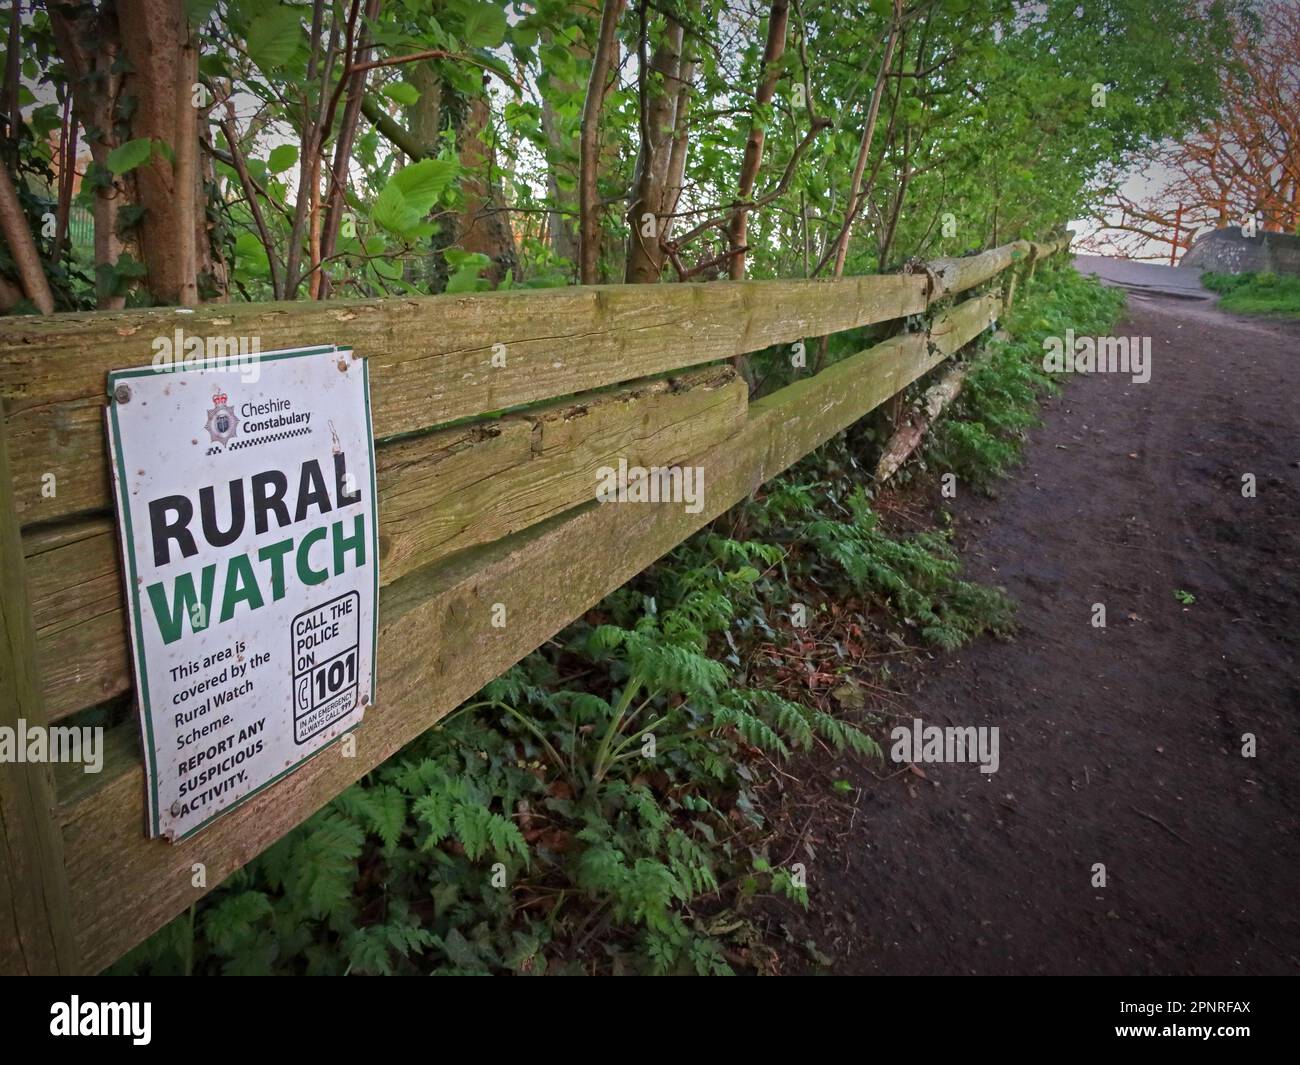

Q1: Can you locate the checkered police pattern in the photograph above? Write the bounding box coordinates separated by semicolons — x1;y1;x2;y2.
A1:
229;425;313;450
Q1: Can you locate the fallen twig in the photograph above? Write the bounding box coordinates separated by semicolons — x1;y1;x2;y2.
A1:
1131;805;1193;847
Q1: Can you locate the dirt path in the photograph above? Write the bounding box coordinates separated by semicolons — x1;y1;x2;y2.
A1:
777;286;1300;975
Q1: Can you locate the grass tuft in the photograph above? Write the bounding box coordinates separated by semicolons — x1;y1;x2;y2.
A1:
1201;271;1300;317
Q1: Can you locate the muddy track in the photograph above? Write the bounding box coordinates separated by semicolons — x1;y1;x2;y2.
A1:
773;291;1300;975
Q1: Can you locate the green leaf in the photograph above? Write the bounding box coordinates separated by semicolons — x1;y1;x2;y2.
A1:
203;891;272;955
371;185;419;237
247;7;305;70
30;103;60;139
453;0;508;48
233;231;270;278
372;159;458;237
510;23;540;48
392;158;458;206
381;81;421;105
367;785;408;849
106;138;153;176
446;254;491;293
185;0;220;25
267;144;298;174
438;927;487;971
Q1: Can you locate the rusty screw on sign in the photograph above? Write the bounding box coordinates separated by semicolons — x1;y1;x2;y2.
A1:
114;383;131;404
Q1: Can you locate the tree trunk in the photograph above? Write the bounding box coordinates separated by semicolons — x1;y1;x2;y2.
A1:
283;2;338;299
874;359;970;483
318;0;382;299
578;0;625;283
0;164;54;313
727;0;789;279
877;127;913;271
407;61;443;155
47;0;132;308
454;90;520;285
660;38;695;243
539;5;592;267
828;7;901;278
624;10;684;283
50;96;76;264
116;0;213;304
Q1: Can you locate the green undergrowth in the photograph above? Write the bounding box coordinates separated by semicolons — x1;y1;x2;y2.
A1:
926;262;1127;489
1201;271;1300;317
113;264;1114;977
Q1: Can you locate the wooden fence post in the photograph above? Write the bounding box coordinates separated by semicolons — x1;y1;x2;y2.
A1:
1002;258;1021;312
0;398;78;974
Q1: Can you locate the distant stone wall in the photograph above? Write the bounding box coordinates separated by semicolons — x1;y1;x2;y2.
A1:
1180;226;1300;277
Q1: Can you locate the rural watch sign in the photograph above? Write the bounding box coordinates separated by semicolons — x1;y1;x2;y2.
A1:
105;345;379;840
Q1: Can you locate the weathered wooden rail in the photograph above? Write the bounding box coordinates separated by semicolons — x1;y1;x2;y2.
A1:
0;235;1066;974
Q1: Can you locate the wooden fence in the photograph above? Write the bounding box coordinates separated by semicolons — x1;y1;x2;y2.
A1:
0;235;1067;974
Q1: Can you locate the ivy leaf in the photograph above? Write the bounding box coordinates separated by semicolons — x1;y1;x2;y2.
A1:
267;144;298;174
106;138;153;176
96;253;145;299
438;927;487;971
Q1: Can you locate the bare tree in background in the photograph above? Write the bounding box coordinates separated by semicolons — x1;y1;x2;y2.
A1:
1087;0;1300;260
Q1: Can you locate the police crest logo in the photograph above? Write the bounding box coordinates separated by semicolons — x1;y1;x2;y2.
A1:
205;391;239;446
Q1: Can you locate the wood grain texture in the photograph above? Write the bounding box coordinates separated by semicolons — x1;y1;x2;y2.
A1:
875;359;973;483
930;293;1002;357
57;325;955;973
27;298;994;725
0;399;77;974
2;273;926;525
25;367;747;722
924;240;1030;300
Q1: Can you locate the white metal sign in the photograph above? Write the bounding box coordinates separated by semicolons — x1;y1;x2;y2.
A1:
105;345;378;840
